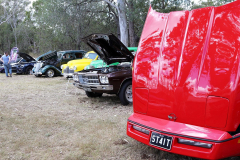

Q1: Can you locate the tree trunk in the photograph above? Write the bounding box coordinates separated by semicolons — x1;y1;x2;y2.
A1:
102;0;128;46
128;0;136;47
77;21;82;50
117;0;128;47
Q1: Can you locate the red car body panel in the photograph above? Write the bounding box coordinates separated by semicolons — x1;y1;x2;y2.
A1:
128;1;240;159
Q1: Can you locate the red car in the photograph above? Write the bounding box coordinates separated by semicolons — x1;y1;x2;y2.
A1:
127;1;240;159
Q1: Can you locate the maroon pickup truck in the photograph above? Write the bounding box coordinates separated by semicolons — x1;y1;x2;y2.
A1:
73;34;135;105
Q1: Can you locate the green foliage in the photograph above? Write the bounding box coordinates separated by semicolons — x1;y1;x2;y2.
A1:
126;0;150;39
0;0;237;54
151;0;191;13
191;0;235;9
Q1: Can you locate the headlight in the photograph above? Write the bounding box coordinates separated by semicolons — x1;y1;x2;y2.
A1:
84;66;89;70
73;66;77;70
178;138;212;149
99;75;109;84
60;65;63;69
89;65;95;69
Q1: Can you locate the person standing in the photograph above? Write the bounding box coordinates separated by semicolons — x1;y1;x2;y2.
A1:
0;52;12;77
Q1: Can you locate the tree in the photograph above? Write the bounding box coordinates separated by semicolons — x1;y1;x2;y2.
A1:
151;0;191;13
1;0;30;47
191;0;235;9
0;3;12;26
126;0;150;47
102;0;128;46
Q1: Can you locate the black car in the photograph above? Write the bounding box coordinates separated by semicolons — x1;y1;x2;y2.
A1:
0;53;36;74
16;53;36;74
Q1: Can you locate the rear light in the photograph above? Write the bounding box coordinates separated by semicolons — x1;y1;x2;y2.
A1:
133;125;150;135
178;138;212;149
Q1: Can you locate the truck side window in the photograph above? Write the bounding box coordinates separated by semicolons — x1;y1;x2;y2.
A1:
75;53;83;58
70;53;75;59
65;54;70;59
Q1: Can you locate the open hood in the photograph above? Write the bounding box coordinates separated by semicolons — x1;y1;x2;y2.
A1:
133;1;240;132
36;50;57;61
82;34;134;65
18;53;35;62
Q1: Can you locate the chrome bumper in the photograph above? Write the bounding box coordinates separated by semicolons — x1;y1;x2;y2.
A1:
34;72;42;75
73;82;113;91
63;73;73;77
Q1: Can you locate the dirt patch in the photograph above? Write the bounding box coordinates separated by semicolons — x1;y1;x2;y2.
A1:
0;74;235;160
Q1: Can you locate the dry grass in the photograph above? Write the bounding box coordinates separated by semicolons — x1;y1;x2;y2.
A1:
0;74;238;160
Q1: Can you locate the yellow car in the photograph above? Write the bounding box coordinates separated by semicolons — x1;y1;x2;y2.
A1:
61;51;98;77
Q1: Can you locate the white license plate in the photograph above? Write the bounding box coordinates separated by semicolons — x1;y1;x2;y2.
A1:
149;132;173;150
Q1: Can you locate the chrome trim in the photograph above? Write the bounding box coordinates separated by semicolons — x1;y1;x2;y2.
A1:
34;72;42;75
63;73;73;77
77;83;113;91
78;73;100;85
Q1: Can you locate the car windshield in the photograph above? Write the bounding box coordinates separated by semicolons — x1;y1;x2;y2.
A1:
57;51;64;60
16;58;23;63
21;59;27;62
83;53;97;60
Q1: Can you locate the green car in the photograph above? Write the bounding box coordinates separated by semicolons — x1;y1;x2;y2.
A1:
84;47;138;70
33;50;86;77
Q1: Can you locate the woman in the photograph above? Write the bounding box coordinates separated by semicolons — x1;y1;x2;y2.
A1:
0;52;12;77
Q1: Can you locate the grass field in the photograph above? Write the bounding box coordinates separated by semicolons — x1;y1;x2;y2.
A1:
0;74;238;160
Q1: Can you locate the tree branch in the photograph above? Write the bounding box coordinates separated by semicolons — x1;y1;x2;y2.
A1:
0;14;12;26
101;0;118;9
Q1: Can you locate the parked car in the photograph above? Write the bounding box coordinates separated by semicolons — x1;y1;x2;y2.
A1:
15;53;36;74
72;34;136;105
32;50;86;77
61;51;98;78
84;47;137;70
0;53;35;74
83;59;119;70
127;1;240;160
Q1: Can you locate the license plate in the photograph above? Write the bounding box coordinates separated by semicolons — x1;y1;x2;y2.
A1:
149;132;173;150
83;87;91;92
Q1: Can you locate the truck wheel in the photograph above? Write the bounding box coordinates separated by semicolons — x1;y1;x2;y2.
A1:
85;91;103;97
25;66;33;75
45;69;55;77
119;80;132;105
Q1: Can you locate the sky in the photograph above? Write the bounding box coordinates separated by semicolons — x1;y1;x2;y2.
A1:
193;0;209;4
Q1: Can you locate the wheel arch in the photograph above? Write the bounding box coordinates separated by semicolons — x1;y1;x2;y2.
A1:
24;65;34;74
117;78;132;94
42;65;61;75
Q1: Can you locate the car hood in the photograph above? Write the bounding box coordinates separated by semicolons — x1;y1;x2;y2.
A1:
82;34;134;65
18;53;35;62
133;1;240;131
36;50;57;61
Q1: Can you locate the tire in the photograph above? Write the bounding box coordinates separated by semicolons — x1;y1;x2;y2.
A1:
119;80;132;106
85;91;103;97
25;66;33;75
45;69;55;77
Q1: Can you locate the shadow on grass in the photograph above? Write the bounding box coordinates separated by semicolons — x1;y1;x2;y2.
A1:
77;93;132;109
